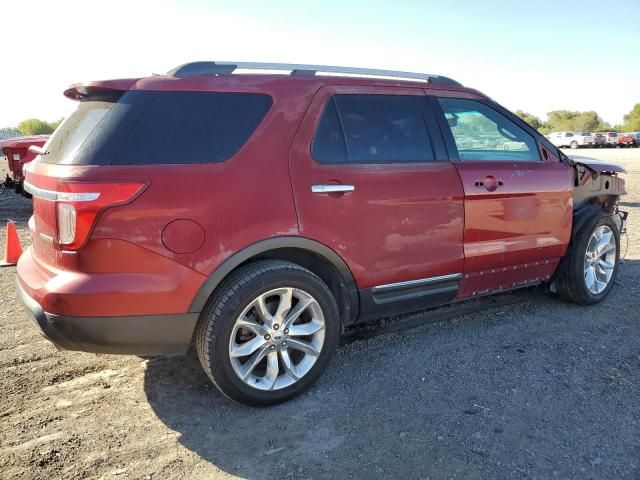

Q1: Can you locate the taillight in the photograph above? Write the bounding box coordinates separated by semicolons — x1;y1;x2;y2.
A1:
54;182;146;250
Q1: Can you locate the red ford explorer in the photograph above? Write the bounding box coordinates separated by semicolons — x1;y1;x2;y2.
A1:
17;62;627;406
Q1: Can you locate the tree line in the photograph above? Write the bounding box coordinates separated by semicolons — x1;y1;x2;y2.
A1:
3;103;640;138
515;103;640;135
0;118;63;136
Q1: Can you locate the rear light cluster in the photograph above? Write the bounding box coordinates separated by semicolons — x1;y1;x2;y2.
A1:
26;181;146;250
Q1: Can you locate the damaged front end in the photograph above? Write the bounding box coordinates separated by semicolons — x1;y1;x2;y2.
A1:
569;155;627;235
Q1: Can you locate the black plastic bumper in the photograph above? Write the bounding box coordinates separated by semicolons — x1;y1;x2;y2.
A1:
16;280;199;355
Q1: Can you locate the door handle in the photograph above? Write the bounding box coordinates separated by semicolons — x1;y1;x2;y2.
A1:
474;176;503;192
311;184;355;194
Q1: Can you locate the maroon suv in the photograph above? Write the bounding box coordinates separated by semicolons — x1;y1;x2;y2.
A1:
17;62;627;406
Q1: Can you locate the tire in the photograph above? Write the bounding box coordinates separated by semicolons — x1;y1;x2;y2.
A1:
195;260;340;406
555;212;620;305
570;141;578;149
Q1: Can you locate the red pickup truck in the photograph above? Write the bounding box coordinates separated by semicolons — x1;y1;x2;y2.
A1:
616;133;638;147
1;135;49;195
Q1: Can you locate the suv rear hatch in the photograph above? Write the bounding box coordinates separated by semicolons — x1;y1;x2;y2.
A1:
24;81;273;269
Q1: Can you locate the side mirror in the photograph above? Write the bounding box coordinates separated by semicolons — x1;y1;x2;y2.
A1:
445;113;458;128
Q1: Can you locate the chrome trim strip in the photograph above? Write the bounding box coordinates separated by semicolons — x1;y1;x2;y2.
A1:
372;273;462;293
23;181;100;202
311;184;355;194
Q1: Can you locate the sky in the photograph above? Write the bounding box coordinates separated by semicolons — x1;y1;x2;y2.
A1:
1;0;639;127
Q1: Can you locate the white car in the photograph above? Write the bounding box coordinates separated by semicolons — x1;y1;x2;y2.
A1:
547;131;595;149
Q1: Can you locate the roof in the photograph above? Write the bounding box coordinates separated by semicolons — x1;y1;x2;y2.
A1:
63;61;476;101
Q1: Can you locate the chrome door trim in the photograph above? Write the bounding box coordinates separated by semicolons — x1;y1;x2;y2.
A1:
372;273;462;293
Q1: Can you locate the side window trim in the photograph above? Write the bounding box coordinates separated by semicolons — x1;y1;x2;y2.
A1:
428;95;459;161
430;96;543;162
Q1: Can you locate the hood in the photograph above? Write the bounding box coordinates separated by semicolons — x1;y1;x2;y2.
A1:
568;155;626;174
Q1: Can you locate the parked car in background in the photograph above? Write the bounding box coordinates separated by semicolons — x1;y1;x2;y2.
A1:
593;133;606;148
17;61;628;406
0;135;49;196
602;131;618;147
548;131;594;149
616;133;638;147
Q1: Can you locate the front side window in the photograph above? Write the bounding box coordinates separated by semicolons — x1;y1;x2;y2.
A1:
312;94;434;164
438;98;540;161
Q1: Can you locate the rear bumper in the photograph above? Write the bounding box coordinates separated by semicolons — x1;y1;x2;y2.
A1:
17;278;199;355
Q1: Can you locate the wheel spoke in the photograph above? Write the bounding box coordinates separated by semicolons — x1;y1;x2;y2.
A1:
288;321;324;336
283;297;313;329
584;266;596;290
273;288;293;324
598;258;615;270
599;244;616;256
279;348;298;380
263;351;279;389
254;295;273;328
597;232;613;253
230;336;266;358
240;346;269;379
236;317;268;336
287;338;320;356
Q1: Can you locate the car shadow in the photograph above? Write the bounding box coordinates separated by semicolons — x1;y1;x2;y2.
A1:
143;259;640;479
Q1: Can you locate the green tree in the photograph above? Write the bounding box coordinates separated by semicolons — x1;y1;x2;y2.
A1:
17;118;58;135
621;103;640;131
515;110;544;130
546;110;604;132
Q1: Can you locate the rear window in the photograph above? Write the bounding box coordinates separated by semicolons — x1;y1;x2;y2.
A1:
40;97;118;164
40;91;271;165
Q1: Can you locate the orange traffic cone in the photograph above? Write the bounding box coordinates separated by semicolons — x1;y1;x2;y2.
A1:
1;221;23;267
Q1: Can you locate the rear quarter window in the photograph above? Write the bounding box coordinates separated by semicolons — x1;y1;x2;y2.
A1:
113;92;272;165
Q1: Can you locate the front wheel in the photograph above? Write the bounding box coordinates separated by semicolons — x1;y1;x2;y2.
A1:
195;260;340;406
570;141;579;149
555;213;620;305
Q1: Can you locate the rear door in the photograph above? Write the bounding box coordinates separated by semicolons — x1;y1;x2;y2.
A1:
290;85;465;320
430;93;573;298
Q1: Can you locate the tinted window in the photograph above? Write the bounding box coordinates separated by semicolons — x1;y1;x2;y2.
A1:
113;92;271;164
312;98;347;163
438;98;540;161
312;94;434;164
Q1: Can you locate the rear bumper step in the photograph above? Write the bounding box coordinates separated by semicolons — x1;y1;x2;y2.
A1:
16;279;199;355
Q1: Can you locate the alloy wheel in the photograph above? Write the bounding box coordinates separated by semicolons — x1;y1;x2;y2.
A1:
228;287;326;391
584;225;617;295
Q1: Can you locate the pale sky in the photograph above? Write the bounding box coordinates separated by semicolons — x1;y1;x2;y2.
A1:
1;0;639;127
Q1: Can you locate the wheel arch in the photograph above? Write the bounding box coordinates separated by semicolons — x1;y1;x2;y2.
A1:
189;236;360;327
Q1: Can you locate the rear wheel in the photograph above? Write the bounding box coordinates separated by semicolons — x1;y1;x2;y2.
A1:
555;213;620;305
195;260;340;406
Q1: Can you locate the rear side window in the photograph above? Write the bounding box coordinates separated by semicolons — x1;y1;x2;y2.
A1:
114;92;272;165
438;97;540;162
312;94;434;164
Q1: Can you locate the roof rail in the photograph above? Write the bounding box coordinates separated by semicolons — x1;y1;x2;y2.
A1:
167;61;462;87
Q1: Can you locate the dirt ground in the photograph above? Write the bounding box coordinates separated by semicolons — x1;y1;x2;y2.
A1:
0;149;638;480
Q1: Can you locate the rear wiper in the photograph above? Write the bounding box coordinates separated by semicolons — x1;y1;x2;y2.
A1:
28;145;49;156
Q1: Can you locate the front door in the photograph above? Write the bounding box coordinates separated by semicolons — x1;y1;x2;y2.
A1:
431;94;573;298
290;85;465;320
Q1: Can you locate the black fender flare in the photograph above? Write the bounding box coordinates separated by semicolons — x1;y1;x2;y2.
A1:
188;236;359;319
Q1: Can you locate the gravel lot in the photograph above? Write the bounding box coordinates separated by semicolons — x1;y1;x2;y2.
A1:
1;149;638;479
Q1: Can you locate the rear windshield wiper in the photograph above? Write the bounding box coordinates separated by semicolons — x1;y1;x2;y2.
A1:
28;145;49;156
